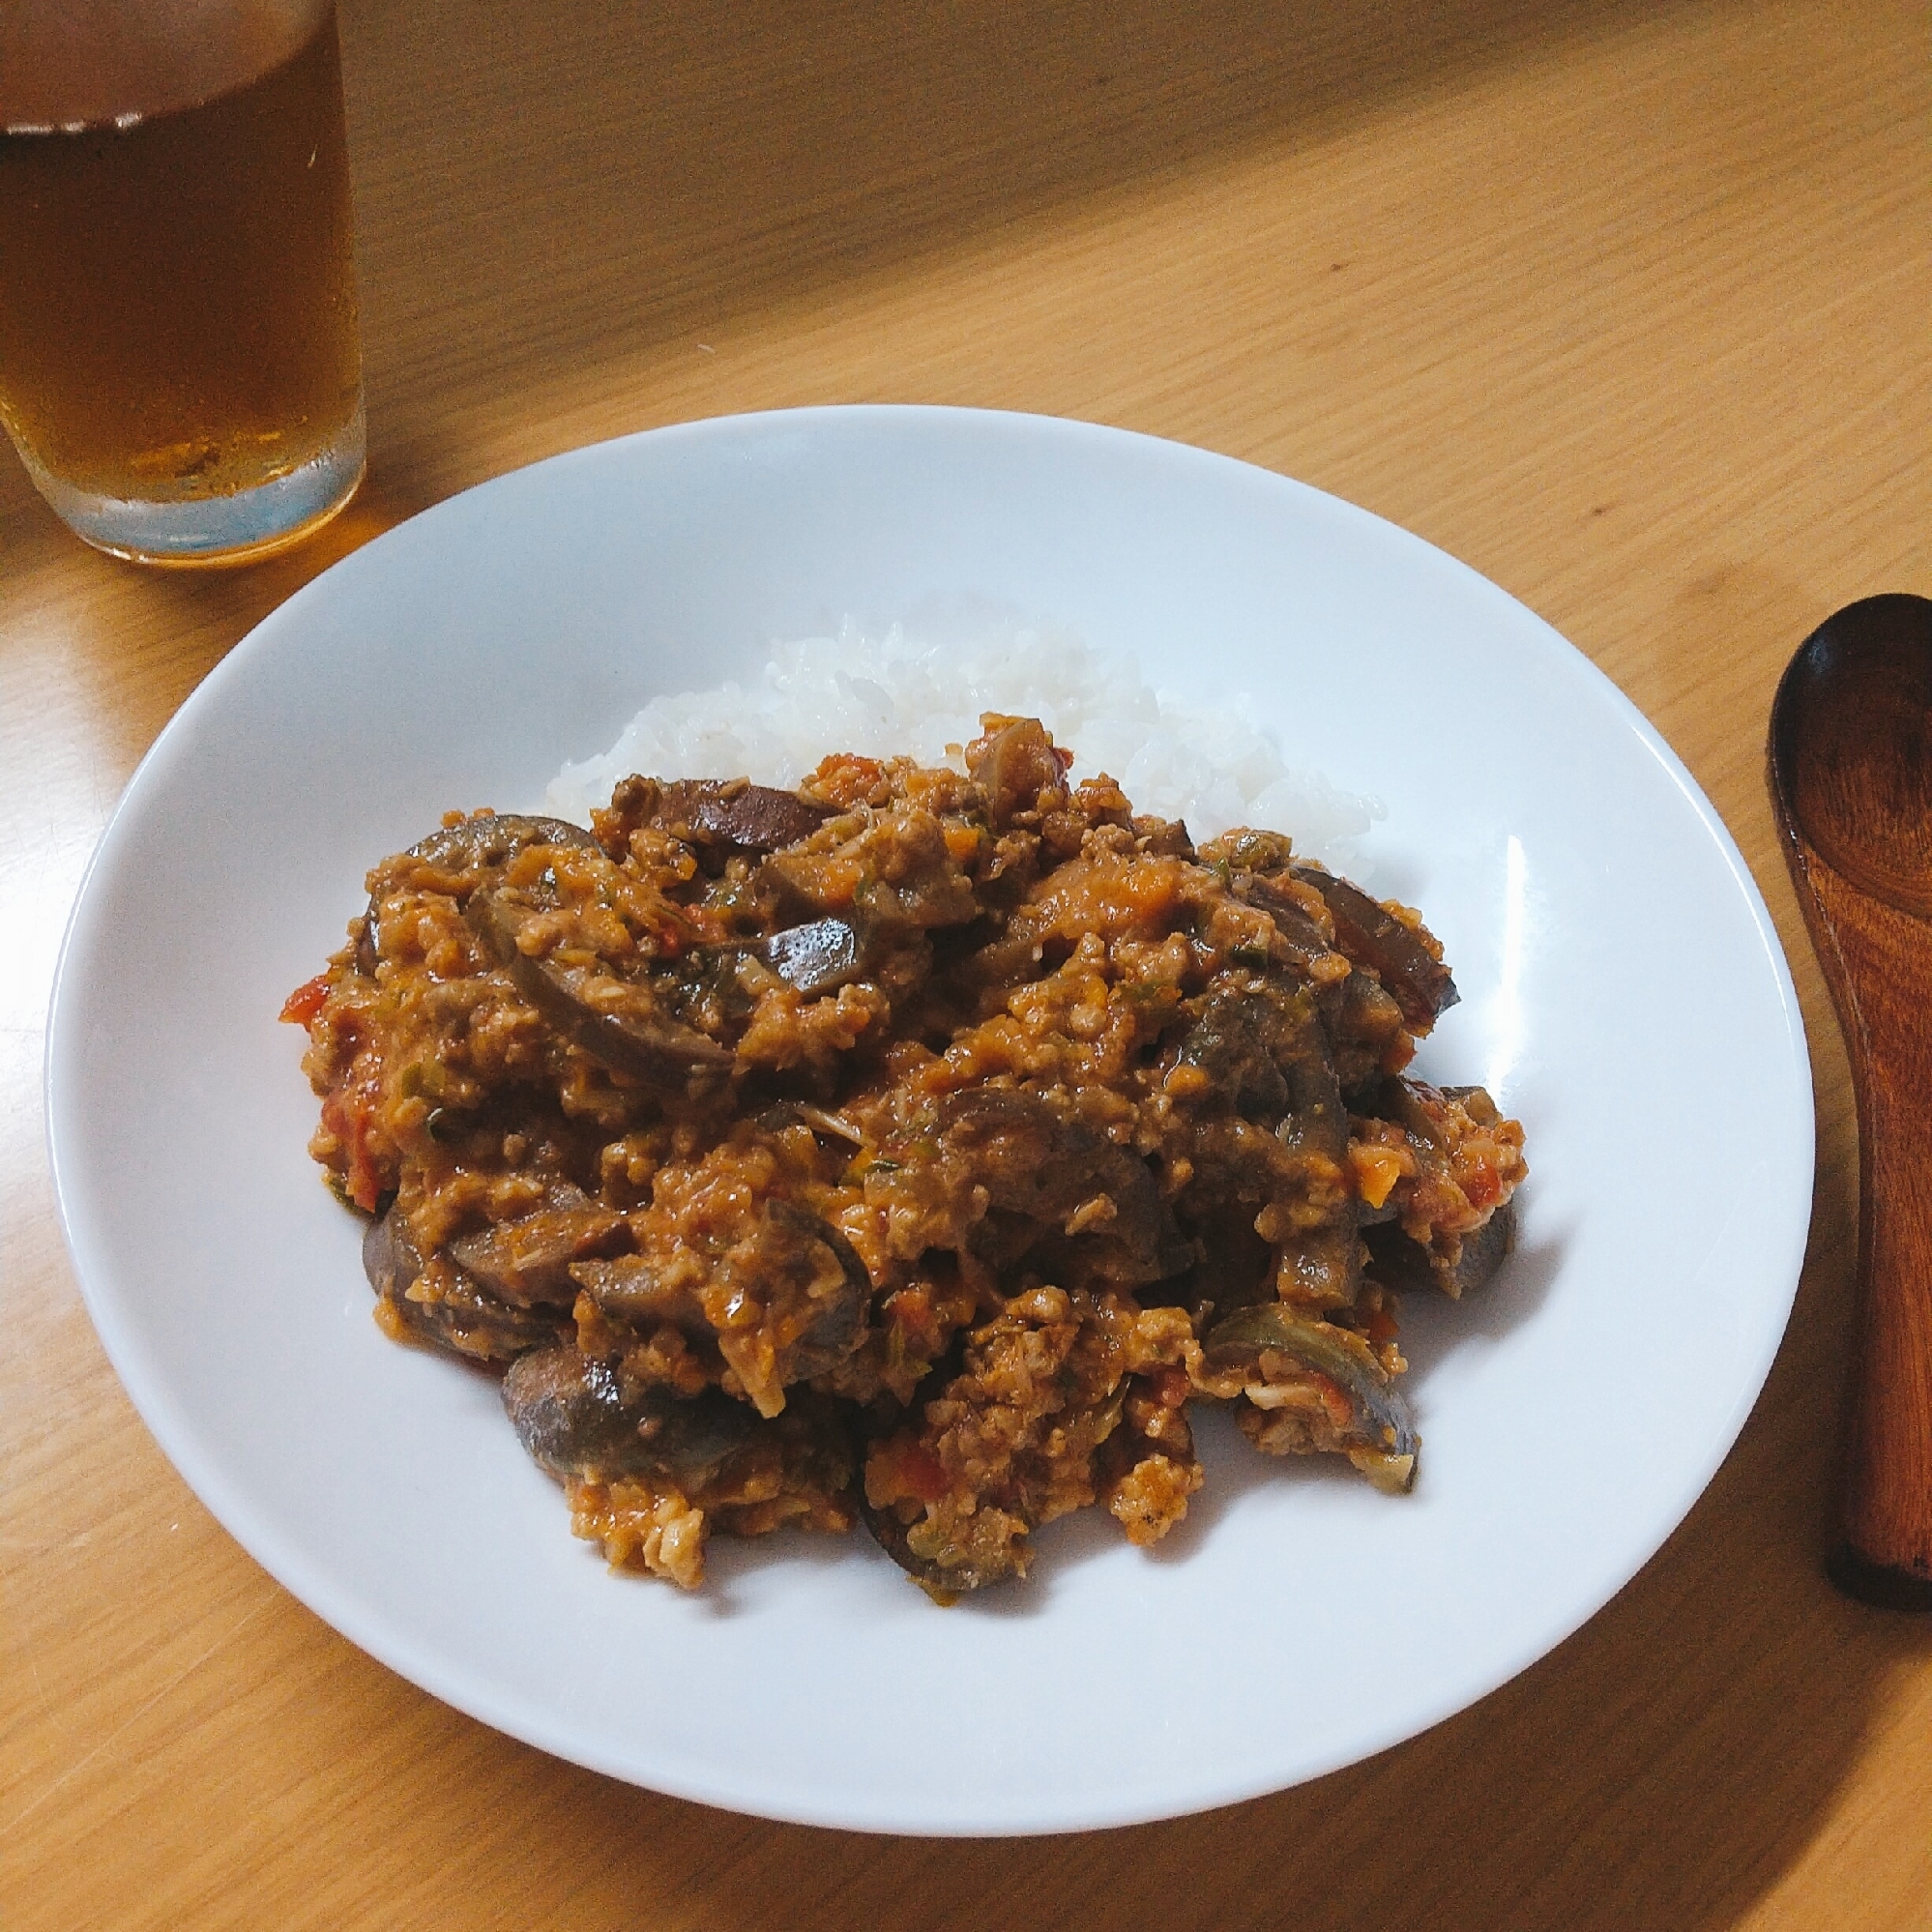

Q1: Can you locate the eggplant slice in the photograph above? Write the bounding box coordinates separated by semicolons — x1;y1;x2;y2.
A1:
703;913;872;997
569;1197;870;1391
502;1345;857;1521
360;809;736;1098
357;813;597;977
966;716;1068;829
503;1346;765;1482
364;1205;569;1361
1180;983;1360;1307
640;778;830;856
445;1184;631;1306
1204;1301;1419;1492
464;885;735;1096
1288;862;1458;1032
1365;1200;1517;1301
1230;870;1341;979
860;1492;1023;1598
932;1086;1186;1286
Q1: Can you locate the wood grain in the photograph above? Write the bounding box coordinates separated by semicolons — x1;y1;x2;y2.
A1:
1771;597;1932;1604
1800;868;1932;1601
5;0;1931;1925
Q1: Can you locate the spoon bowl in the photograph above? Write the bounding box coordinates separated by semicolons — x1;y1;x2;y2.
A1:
1772;600;1932;916
1769;592;1932;1610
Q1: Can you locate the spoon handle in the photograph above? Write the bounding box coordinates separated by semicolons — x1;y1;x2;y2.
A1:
1790;855;1932;1608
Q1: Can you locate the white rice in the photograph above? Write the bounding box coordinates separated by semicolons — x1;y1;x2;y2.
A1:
546;622;1380;864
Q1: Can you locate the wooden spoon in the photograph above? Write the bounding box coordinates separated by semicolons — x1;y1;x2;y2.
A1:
1769;592;1932;1609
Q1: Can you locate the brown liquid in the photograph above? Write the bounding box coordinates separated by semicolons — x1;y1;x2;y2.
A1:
0;8;360;500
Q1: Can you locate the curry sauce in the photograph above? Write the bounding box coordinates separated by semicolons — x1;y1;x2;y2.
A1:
286;717;1526;1595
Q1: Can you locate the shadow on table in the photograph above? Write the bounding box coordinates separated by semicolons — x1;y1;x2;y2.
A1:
336;0;1731;491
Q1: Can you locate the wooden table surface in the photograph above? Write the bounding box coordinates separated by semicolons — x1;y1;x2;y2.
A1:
4;0;1927;1923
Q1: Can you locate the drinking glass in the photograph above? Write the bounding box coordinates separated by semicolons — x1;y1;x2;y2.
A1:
0;0;364;566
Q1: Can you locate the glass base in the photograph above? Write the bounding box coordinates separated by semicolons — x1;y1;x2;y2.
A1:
16;402;366;569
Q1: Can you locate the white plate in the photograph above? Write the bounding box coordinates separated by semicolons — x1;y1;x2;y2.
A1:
47;406;1812;1835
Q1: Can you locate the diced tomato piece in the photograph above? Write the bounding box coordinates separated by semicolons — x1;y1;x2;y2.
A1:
1462;1157;1503;1211
942;821;983;864
808;752;888;809
279;973;333;1027
875;1437;950;1505
1151;1366;1191;1409
321;1081;386;1211
884;1284;938;1354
